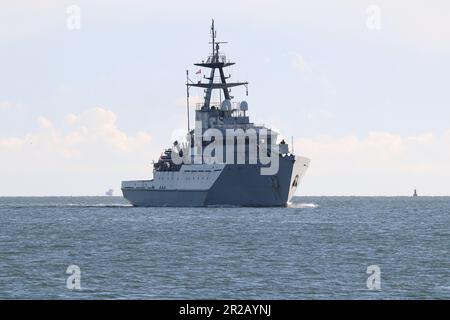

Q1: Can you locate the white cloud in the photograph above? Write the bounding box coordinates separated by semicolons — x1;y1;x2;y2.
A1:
0;100;24;111
289;52;308;73
37;116;54;130
292;53;306;72
55;107;152;154
287;52;337;100
0;137;24;149
64;113;78;124
0;107;155;195
3;107;153;157
295;130;450;196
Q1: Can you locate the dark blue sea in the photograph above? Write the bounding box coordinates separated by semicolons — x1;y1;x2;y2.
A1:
0;196;448;299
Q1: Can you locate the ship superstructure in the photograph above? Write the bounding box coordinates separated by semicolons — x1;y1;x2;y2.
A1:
121;21;310;207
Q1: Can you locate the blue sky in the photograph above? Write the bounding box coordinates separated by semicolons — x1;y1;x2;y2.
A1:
1;0;450;195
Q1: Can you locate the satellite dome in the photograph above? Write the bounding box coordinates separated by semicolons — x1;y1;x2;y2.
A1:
221;99;232;111
239;101;248;111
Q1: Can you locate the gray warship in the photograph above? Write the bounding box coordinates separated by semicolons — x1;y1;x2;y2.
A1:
121;21;310;207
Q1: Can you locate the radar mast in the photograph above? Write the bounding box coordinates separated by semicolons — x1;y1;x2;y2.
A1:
187;20;248;110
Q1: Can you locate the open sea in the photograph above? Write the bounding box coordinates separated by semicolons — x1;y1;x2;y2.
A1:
0;196;448;299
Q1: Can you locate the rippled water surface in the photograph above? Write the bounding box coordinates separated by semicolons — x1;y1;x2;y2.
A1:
0;196;448;299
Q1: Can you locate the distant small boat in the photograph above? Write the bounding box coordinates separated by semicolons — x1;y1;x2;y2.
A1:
105;189;114;196
413;189;418;197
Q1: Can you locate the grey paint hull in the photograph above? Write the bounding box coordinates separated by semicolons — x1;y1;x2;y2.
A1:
121;189;209;207
122;156;309;207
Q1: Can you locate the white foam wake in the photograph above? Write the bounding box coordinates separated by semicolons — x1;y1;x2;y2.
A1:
288;202;319;208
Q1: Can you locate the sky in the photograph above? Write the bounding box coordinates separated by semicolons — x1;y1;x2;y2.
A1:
1;0;450;196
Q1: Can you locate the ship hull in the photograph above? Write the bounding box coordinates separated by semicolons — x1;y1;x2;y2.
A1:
121;156;310;207
121;189;209;207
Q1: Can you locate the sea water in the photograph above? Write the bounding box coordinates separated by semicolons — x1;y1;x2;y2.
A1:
0;196;448;299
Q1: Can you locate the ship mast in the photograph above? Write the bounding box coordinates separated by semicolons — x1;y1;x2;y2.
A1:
186;69;190;132
187;20;248;110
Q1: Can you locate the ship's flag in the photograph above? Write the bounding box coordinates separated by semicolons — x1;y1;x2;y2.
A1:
195;69;201;74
